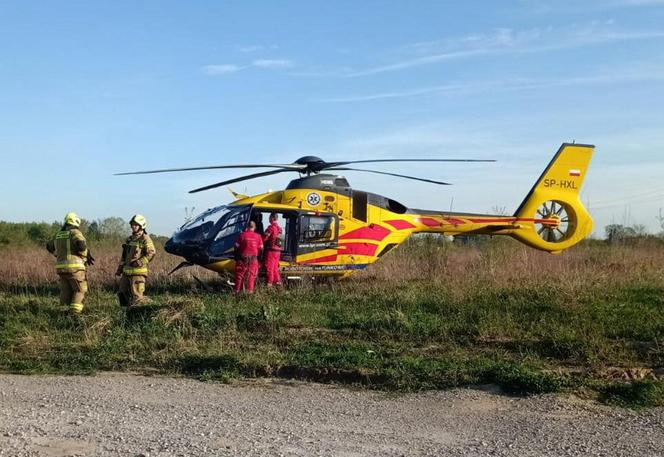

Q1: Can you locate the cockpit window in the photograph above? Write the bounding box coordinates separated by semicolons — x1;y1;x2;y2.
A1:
183;206;225;229
208;205;252;258
171;205;229;244
171;205;251;247
214;208;250;241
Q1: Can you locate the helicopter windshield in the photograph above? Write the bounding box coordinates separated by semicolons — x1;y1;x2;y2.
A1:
170;205;227;244
165;204;252;263
208;206;252;258
171;205;251;245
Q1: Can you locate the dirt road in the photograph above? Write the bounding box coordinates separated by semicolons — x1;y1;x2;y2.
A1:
0;373;662;456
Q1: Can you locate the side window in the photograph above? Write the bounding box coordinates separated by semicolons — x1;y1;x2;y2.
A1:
299;215;336;243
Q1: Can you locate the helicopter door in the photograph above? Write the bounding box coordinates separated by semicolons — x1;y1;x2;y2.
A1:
295;213;339;256
251;210;297;262
280;214;297;261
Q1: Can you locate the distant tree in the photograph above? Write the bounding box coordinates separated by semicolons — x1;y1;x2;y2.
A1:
657;208;664;234
87;221;101;241
605;224;635;243
78;218;92;234
0;221;56;246
100;217;129;238
604;223;654;243
26;223;54;244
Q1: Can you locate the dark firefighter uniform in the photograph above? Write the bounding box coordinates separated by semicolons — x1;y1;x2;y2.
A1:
234;221;263;294
46;212;89;314
116;214;156;306
262;214;283;286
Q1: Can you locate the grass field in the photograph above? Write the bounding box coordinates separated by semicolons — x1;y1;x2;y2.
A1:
1;236;663;407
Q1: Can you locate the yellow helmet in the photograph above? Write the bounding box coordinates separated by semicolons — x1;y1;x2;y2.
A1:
64;212;81;227
130;214;147;229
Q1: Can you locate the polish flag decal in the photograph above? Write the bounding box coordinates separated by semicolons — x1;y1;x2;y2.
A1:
569;169;581;177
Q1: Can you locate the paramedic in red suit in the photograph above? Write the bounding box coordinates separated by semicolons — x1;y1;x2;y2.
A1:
234;221;263;294
262;213;283;286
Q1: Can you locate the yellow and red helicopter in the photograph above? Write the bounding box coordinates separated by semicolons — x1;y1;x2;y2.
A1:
117;143;594;278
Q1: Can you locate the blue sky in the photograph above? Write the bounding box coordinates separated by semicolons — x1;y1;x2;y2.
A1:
1;0;664;236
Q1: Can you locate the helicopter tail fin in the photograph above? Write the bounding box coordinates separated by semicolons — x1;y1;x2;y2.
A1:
511;143;595;253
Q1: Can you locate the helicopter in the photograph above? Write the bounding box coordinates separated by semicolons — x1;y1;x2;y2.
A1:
117;143;594;279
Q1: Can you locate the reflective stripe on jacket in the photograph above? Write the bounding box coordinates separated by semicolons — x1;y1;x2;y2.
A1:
53;229;87;273
120;233;156;276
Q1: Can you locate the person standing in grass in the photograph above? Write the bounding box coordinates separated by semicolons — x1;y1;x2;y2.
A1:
262;212;283;287
234;220;263;294
46;212;92;314
116;214;156;306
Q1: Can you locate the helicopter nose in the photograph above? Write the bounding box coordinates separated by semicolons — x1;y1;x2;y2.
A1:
164;236;212;265
164;237;179;255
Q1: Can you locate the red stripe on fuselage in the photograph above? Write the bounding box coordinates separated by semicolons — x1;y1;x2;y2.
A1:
466;217;557;225
417;217;442;227
412;216;559;226
384;219;416;230
301;254;338;264
339;242;378;256
467;217;517;223
340;224;391;241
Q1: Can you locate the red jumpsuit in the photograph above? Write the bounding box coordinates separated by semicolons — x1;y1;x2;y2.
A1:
262;221;283;286
234;230;263;293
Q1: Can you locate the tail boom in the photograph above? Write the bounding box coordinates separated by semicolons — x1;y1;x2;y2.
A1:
407;143;595;253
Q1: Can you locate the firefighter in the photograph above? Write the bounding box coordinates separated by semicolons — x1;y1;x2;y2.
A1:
46;212;91;314
116;214;156;306
234;220;263;294
262;212;283;287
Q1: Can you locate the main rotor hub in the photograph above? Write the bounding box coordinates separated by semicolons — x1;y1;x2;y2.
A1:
294;156;328;174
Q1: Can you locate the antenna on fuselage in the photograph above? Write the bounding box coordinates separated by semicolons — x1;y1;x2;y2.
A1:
184;206;196;223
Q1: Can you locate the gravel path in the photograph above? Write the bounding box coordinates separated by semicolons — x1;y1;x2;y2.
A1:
0;373;662;456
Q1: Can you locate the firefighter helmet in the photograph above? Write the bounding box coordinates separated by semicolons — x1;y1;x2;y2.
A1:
64;212;81;228
130;214;148;229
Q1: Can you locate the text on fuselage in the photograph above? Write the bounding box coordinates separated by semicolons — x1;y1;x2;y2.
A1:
543;179;577;189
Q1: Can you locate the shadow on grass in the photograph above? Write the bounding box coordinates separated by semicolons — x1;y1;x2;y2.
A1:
174;353;385;385
482;338;590;363
0;278;233;297
599;379;664;408
124;304;163;321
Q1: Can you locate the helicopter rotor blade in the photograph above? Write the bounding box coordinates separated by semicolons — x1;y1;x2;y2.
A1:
115;163;306;176
188;169;295;194
325;158;495;169
328;167;451;185
116;157;493;176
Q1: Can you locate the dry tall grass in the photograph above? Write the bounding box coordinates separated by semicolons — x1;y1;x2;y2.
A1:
364;237;664;301
0;241;218;292
1;237;663;299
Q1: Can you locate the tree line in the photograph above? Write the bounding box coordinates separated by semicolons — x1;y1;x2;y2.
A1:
1;217;661;248
0;217;160;247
